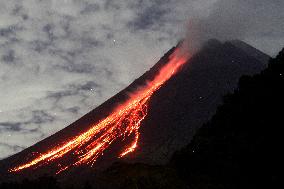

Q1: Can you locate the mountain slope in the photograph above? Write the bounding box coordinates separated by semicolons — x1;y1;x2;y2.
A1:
229;40;270;64
134;39;268;164
0;40;269;184
170;47;283;189
92;47;283;189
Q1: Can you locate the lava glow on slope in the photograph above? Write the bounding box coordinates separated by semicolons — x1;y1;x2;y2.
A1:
9;47;188;174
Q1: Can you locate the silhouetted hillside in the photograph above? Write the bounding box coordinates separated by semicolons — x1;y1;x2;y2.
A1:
0;176;61;189
170;48;283;189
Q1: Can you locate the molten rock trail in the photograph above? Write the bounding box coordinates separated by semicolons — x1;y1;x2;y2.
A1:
9;48;188;174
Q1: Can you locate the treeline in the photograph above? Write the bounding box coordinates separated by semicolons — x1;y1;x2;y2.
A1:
0;176;92;189
0;176;61;189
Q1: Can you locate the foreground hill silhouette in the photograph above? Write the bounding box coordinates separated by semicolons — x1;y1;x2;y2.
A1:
0;40;270;187
170;48;283;189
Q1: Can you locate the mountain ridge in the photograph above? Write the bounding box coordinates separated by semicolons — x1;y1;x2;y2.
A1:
0;39;269;184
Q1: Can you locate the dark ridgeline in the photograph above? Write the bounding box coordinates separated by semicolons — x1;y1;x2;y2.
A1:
0;177;61;189
0;40;274;189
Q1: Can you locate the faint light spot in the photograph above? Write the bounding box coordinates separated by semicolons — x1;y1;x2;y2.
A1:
113;39;116;43
192;150;195;153
280;73;282;76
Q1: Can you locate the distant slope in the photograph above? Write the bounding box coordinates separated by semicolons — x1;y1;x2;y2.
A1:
0;40;269;184
134;39;268;165
230;39;270;64
91;47;283;189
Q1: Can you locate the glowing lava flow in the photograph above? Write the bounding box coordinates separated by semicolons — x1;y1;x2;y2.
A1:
9;48;188;174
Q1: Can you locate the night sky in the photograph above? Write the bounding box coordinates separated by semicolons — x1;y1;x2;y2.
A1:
0;0;283;159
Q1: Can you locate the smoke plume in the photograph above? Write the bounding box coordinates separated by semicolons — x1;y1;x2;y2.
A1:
183;0;284;55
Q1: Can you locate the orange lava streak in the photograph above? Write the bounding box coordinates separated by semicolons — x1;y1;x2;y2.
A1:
9;47;188;173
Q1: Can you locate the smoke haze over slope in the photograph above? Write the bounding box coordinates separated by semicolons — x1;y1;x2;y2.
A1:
185;0;284;54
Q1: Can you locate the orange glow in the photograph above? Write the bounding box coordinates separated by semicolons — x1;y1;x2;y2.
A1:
9;47;188;174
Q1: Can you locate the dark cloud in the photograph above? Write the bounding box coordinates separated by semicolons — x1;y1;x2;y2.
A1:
0;122;21;132
127;0;172;31
65;106;80;114
81;37;104;49
0;27;15;37
22;14;28;20
31;110;55;124
56;63;96;74
31;40;51;53
77;81;100;91
0;110;54;133
128;6;167;30
2;50;15;63
80;3;100;14
42;24;55;40
47;90;75;102
0;25;23;38
46;81;100;105
11;4;22;15
104;0;121;10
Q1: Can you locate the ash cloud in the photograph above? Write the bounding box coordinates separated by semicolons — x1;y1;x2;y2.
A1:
184;0;284;55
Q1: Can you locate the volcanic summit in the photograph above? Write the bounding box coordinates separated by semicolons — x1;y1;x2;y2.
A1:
0;39;269;183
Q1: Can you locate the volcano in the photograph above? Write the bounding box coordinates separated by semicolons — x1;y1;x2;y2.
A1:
0;39;269;184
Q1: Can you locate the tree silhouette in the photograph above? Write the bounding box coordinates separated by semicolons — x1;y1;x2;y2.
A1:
0;176;61;189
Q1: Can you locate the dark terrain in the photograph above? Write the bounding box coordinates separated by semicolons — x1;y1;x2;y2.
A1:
0;40;278;189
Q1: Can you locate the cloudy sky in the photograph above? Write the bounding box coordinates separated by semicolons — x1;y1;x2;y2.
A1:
0;0;283;159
